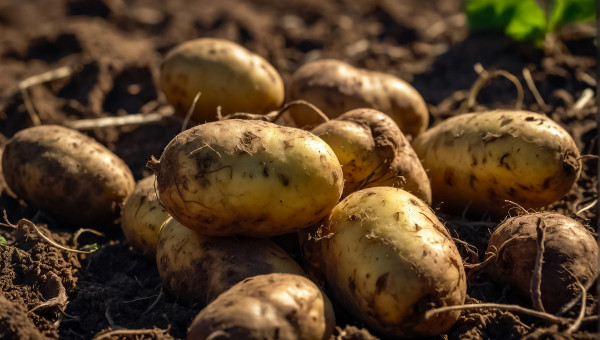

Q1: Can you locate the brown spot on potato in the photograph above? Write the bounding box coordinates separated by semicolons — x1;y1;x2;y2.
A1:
469;174;477;189
263;167;269;177
499;153;511;170
409;198;419;206
239;131;259;154
376;273;389;293
348;276;356;292
443;168;454;187
277;173;290;186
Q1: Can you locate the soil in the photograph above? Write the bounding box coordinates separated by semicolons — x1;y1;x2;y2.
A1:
0;0;597;339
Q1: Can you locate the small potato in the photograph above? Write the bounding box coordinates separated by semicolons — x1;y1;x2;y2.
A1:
120;175;169;260
187;273;335;340
485;212;598;313
320;187;466;338
312;108;431;203
148;119;343;237
160;38;284;123
412;110;581;217
157;218;306;304
2;125;134;226
287;59;428;137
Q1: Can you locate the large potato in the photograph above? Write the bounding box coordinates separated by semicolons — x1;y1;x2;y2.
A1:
412;110;581;217
157;218;305;304
148;119;343;237
187;273;335;340
2;125;134;226
311;108;431;203
320;187;466;338
120;175;170;260
160;38;284;122
287;59;428;137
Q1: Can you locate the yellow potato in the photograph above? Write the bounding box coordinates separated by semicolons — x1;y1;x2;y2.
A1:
412;110;581;217
160;38;284;122
287;59;428;137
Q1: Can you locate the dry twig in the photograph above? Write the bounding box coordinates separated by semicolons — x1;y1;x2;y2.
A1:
530;217;546;312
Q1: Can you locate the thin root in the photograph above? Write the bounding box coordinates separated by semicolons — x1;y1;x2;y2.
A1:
182;92;201;131
28;271;68;314
424;302;565;324
91;326;170;340
522;68;548;110
565;282;586;334
73;228;104;249
463;63;524;112
530;217;546;312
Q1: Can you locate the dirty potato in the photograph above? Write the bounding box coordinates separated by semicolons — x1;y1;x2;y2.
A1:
312;108;431;203
287;59;428;137
2;125;134;226
412;110;581;217
321;187;466;337
160;38;284;122
148;119;343;237
187;273;335;340
120;175;169;260
485;212;598;313
156;217;306;304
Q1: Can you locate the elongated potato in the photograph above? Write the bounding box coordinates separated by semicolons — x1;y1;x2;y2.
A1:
2;125;134;226
120;175;169;260
287;59;428;137
157;218;305;304
187;273;335;340
412;110;581;217
148;119;343;237
320;187;466;337
160;38;284;122
312;108;431;203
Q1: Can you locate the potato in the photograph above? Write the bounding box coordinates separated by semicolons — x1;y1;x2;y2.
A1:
2;125;134;226
187;273;335;340
412;110;581;217
485;212;598;313
160;38;284;123
147;119;343;237
287;59;428;137
156;217;306;304
311;108;431;203
120;175;169;260
320;187;466;337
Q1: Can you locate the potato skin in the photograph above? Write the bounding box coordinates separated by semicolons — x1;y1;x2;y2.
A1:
2;125;134;226
321;187;466;337
485;212;598;313
287;59;428;137
120;175;169;260
412;110;581;217
157;218;305;304
149;119;343;237
187;273;335;340
160;38;284;122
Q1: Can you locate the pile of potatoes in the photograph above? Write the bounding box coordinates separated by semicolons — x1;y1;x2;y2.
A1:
1;37;595;339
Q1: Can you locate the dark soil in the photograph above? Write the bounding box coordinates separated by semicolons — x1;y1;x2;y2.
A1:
0;0;597;339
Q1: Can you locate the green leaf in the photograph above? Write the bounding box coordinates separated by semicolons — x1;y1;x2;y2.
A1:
80;243;98;252
549;0;596;31
0;236;6;245
505;1;547;41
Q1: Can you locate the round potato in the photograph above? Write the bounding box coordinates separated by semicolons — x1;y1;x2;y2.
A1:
287;59;428;137
157;218;306;304
321;187;466;337
412;110;581;217
160;38;284;123
2;125;134;226
120;175;170;260
187;273;335;340
148;119;343;237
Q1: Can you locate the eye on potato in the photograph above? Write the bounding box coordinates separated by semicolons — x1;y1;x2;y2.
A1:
287;59;428;137
156;218;305;304
2;125;135;226
412;110;581;217
160;38;284;123
148;119;343;237
120;175;169;260
485;212;598;314
311;108;431;203
320;187;466;337
187;273;335;340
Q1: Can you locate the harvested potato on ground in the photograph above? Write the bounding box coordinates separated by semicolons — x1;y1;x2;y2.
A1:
187;273;335;340
312;108;431;203
412;110;581;217
120;175;169;260
287;59;428;137
160;38;284;123
320;187;466;337
485;212;598;314
157;217;306;304
2;125;134;226
147;119;343;237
